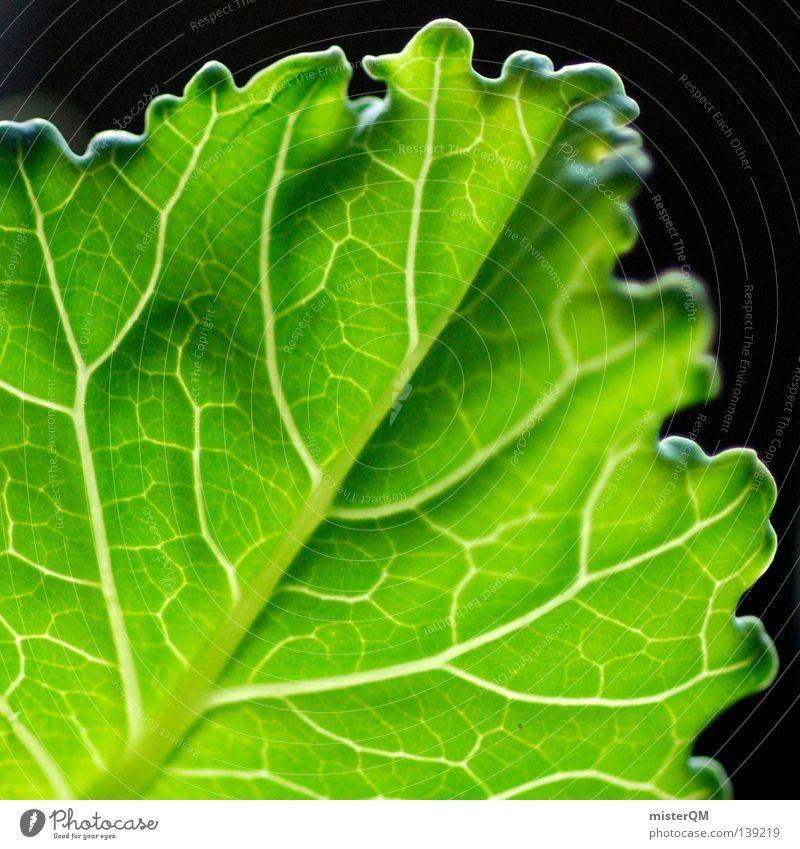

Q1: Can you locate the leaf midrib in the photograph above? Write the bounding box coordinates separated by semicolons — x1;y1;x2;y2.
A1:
89;84;600;799
3;73;593;798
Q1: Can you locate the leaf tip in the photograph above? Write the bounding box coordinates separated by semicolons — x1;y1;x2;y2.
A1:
554;63;638;128
408;18;474;58
364;18;474;81
736;614;779;687
184;60;236;100
501;49;555;78
686;756;732;799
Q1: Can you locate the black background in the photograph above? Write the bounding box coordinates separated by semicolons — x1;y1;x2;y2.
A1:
1;0;797;800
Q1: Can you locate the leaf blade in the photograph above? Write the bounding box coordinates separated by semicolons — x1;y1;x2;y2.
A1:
0;20;776;800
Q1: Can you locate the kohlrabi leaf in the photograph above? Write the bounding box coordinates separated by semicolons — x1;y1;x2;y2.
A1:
0;20;775;800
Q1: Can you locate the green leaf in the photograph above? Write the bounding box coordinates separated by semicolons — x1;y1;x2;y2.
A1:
0;20;775;800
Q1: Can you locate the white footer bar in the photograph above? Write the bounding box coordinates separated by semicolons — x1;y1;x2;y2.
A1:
1;800;795;848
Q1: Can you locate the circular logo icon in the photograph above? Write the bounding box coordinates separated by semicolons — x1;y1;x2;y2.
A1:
19;809;46;837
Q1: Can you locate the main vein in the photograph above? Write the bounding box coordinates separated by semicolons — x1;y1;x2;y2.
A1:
6;65;611;798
